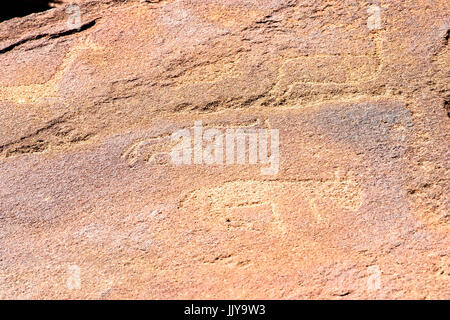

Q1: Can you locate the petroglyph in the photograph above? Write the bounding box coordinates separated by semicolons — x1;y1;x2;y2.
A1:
121;117;268;166
0;35;105;104
121;134;175;166
180;177;364;235
270;35;384;105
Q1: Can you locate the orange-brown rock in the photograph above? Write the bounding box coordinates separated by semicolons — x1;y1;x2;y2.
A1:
0;0;448;299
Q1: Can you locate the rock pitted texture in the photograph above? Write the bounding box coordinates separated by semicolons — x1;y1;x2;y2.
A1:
0;0;448;299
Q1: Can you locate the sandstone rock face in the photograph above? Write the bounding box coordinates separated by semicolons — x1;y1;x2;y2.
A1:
0;0;448;299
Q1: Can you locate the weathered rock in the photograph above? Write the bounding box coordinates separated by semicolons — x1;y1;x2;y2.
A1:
0;0;448;299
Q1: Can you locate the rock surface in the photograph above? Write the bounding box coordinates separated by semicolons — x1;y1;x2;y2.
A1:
0;0;448;299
